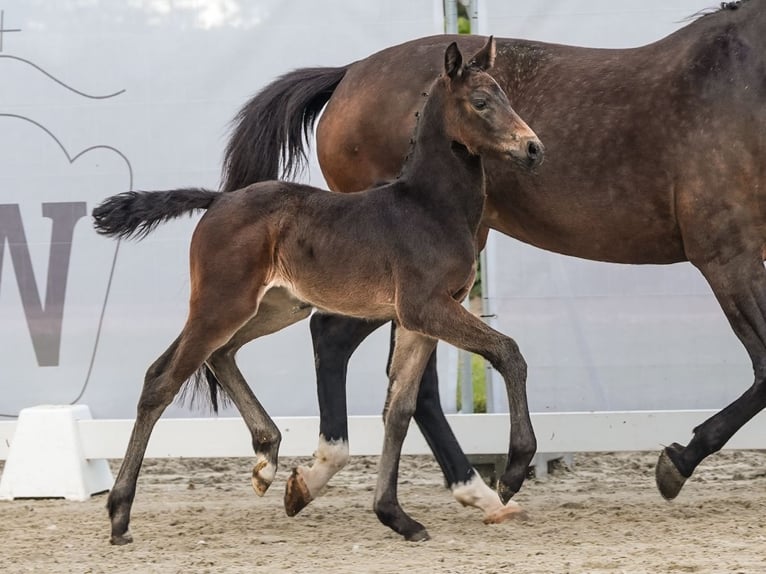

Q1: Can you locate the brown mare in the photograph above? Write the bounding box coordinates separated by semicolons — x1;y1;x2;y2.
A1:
93;38;544;543
218;0;766;517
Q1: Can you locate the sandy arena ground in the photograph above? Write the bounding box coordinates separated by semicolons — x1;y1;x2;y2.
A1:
1;450;765;574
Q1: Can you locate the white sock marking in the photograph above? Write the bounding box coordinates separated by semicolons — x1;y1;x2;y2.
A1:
299;436;350;497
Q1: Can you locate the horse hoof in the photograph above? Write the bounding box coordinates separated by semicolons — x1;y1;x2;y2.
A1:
109;531;133;546
483;501;529;525
656;445;688;500
405;528;430;542
251;459;275;497
284;467;313;516
496;481;517;505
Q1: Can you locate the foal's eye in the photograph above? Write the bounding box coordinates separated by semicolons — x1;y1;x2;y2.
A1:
471;99;487;111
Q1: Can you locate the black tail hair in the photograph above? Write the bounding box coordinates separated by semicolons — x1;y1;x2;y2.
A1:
221;65;349;191
209;66;349;412
92;187;218;240
175;365;232;414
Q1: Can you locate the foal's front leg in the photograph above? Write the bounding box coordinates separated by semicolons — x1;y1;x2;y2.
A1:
386;323;526;524
292;314;493;520
373;327;437;541
398;295;536;505
285;312;385;516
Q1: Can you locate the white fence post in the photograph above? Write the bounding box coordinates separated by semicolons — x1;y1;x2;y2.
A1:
0;405;113;500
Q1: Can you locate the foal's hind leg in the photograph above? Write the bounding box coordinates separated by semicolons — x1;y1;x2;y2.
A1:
108;308;254;544
656;253;766;499
373;327;437;541
107;336;183;545
284;313;385;516
108;280;263;544
207;288;312;497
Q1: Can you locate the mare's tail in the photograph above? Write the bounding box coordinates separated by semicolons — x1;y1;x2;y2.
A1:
221;65;350;191
92;188;218;240
204;66;348;411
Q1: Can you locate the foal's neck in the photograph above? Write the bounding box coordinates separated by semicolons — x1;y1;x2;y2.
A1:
398;80;486;232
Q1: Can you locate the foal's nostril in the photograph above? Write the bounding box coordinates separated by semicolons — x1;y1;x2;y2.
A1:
526;139;544;166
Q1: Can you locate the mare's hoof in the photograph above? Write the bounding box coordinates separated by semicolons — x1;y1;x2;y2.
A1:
284;467;313;516
483;501;529;525
251;459;275;497
656;444;688;500
405;528;430;542
496;481;517;505
109;531;133;546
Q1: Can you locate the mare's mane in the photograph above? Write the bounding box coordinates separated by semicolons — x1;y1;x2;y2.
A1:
685;0;751;22
719;0;749;10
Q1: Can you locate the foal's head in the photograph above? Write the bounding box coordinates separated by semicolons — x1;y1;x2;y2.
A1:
441;37;544;168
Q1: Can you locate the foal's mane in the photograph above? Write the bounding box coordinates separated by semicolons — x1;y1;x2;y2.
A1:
396;89;429;181
396;63;486;181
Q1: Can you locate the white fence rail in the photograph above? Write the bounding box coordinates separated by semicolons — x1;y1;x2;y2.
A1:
2;410;765;460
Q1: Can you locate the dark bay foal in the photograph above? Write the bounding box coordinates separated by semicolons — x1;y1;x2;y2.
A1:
93;38;543;543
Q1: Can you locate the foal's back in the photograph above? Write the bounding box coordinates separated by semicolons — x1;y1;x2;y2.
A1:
194;176;478;321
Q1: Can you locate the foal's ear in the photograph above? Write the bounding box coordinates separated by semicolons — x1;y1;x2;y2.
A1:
444;42;463;80
468;36;496;71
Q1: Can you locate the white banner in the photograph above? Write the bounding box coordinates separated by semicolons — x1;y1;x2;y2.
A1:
0;0;447;419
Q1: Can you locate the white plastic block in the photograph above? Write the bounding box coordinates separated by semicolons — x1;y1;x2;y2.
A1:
0;405;114;501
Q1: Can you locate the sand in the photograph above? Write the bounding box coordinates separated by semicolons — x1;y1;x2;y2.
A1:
1;450;765;574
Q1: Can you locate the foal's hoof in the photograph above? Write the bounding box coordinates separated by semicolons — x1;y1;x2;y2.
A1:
483;501;529;524
405;527;430;542
656;444;688;500
251;459;276;497
284;467;313;516
109;531;134;546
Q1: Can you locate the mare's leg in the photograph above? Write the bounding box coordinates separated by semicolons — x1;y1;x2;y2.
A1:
373;327;438;541
284;312;384;515
656;253;766;498
397;295;535;505
108;293;258;544
207;287;312;496
387;323;525;523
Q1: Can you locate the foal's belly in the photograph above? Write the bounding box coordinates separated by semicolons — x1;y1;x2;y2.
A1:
269;275;397;322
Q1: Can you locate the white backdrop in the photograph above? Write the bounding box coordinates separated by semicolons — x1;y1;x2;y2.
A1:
1;0;750;425
0;0;450;419
479;0;752;413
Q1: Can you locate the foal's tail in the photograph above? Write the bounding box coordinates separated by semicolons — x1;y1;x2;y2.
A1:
221;65;350;192
92;187;218;240
93;186;230;413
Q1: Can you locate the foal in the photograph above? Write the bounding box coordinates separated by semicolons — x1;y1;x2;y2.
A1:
93;38;542;543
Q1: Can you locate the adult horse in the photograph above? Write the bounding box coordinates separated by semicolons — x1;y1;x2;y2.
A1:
95;38;543;543
220;0;766;514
